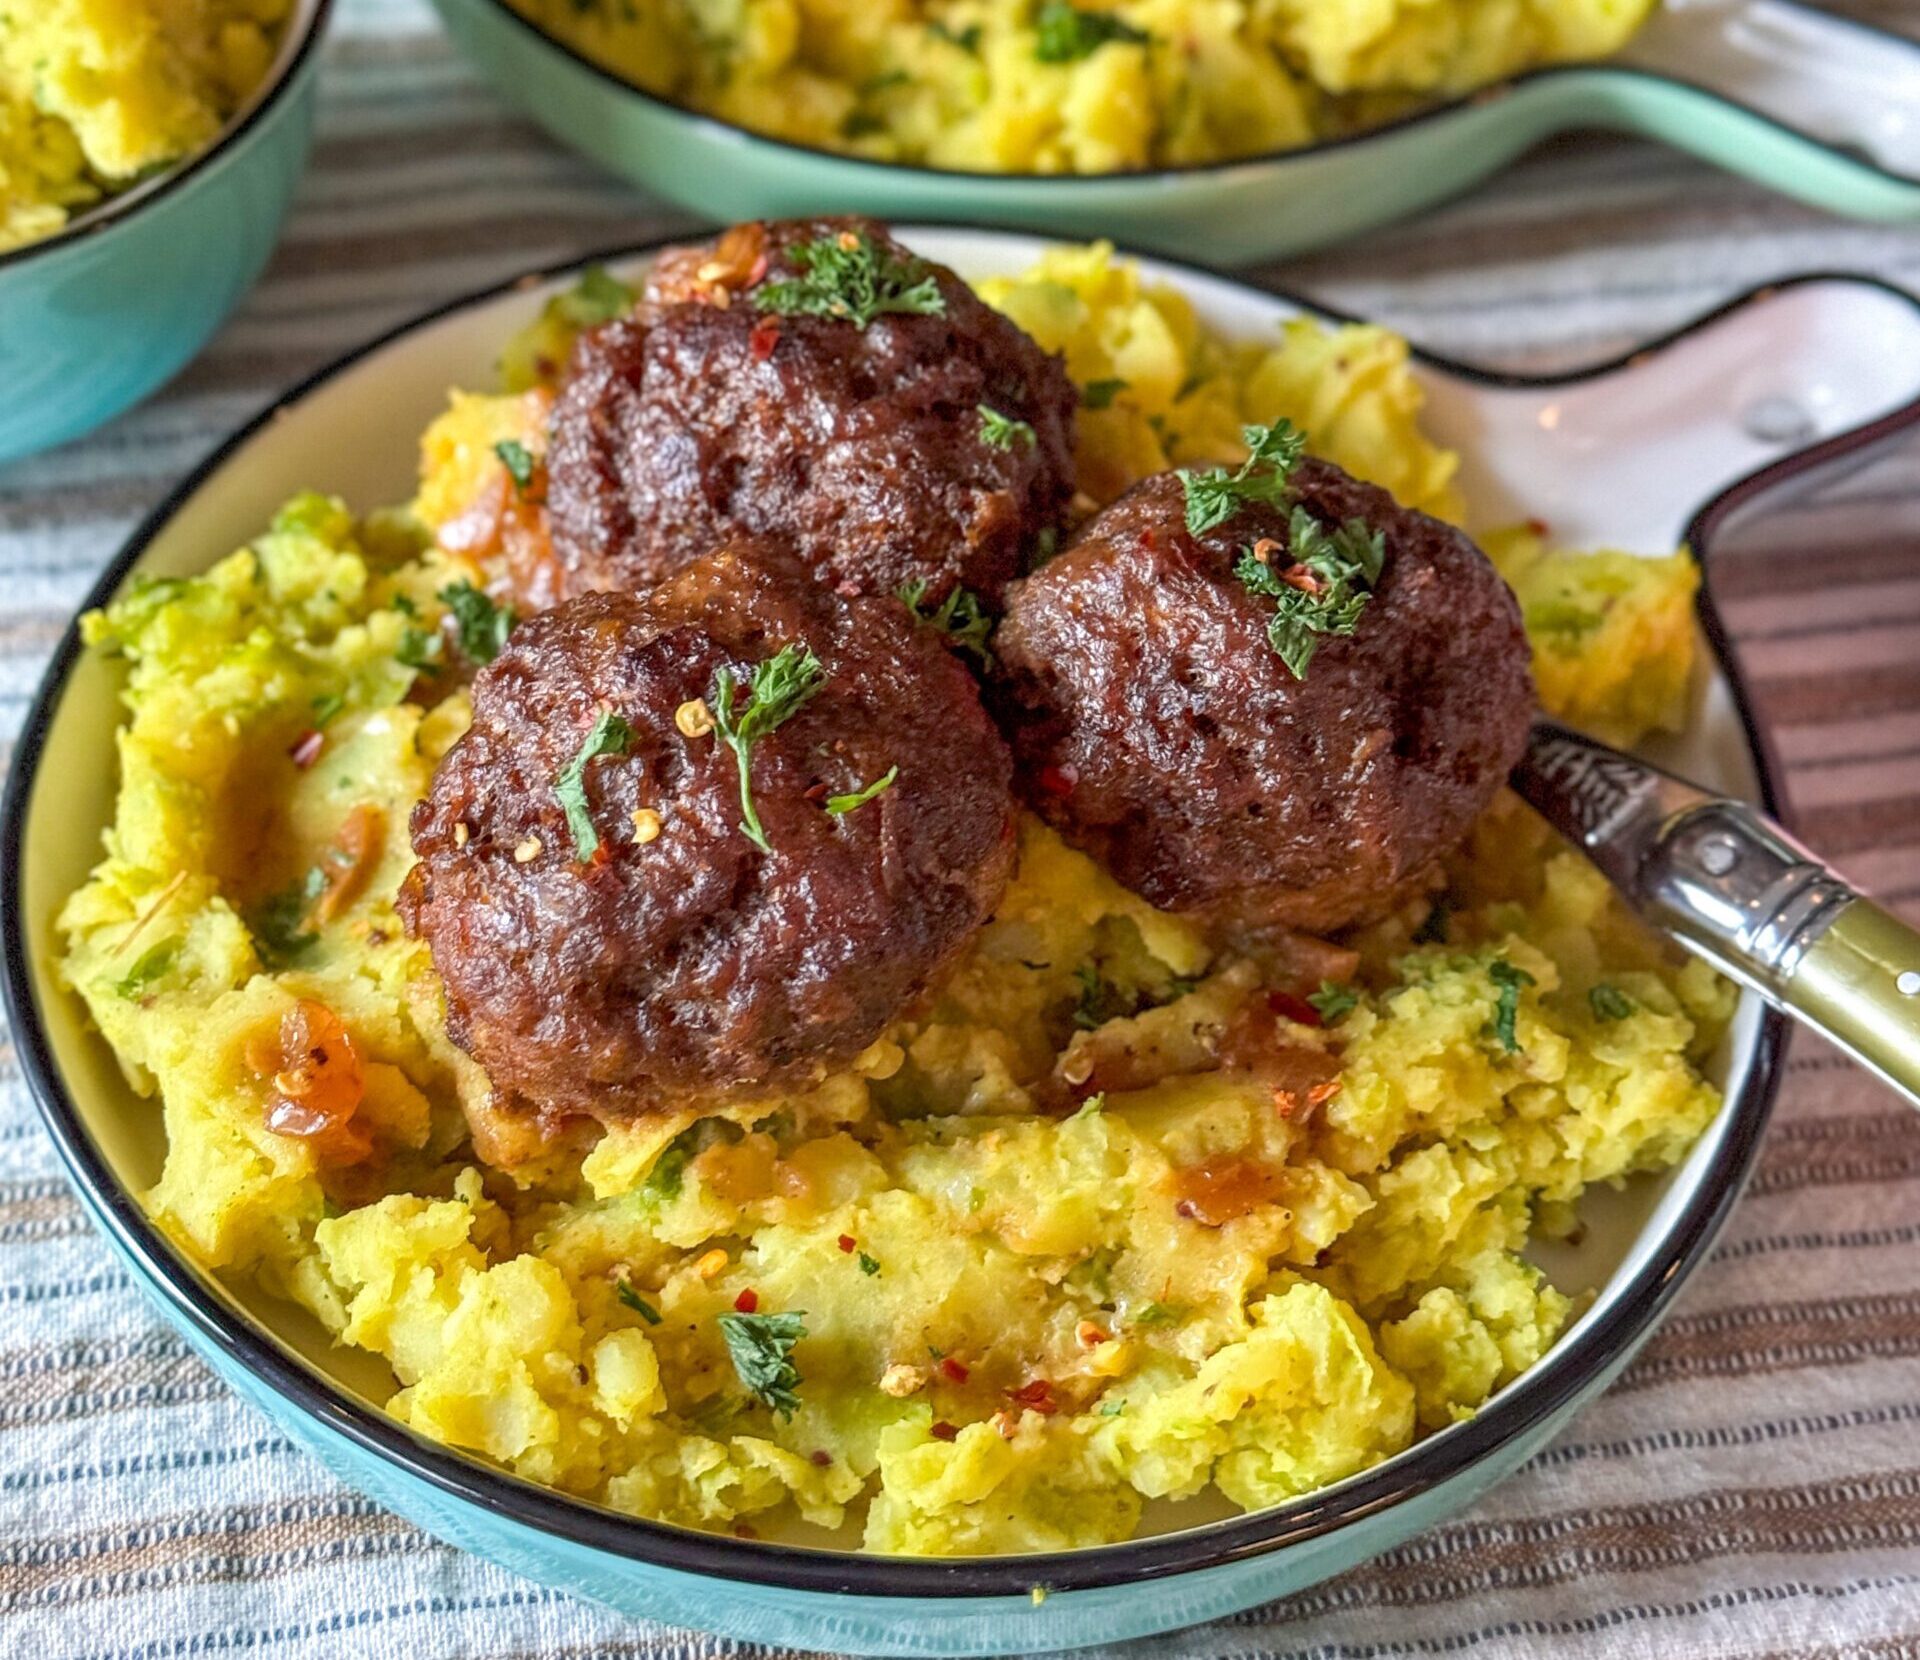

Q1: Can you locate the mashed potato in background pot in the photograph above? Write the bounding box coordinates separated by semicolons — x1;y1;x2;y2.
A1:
0;0;289;251
59;246;1728;1556
505;0;1657;173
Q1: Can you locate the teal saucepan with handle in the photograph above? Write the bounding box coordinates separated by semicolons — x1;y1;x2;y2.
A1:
426;0;1920;263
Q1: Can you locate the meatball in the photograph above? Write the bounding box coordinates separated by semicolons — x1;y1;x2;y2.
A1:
993;456;1533;933
401;540;1016;1143
545;217;1075;608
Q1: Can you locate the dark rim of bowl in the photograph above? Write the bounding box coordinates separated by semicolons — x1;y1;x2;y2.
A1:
13;235;1913;1599
465;0;1920;189
0;0;334;279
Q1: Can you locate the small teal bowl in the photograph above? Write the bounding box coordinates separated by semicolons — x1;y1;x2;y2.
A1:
0;0;332;466
428;0;1920;264
17;231;1913;1650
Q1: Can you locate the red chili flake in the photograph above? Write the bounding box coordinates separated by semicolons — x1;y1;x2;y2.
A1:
288;729;325;769
1036;763;1078;799
1306;1079;1343;1108
1268;990;1323;1027
733;1289;759;1314
1273;1087;1300;1118
939;1356;970;1384
930;1421;960;1442
749;318;781;361
837;1234;856;1254
809;1450;832;1468
1007;1378;1058;1415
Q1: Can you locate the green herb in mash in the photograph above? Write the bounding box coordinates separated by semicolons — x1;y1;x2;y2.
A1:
1234;509;1385;680
1308;980;1359;1023
858;1252;882;1277
1034;3;1150;63
754;232;945;330
978;405;1037;451
248;869;324;966
1082;377;1128;410
439;581;516;666
711;644;827;855
826;767;899;816
493;439;536;489
1073;963;1137;1031
111;937;180;1001
616;1277;663;1325
555;708;637;862
718;1309;807;1418
928;19;982;53
310;691;346;726
1488;959;1534;1053
1589;983;1635;1022
899;578;994;666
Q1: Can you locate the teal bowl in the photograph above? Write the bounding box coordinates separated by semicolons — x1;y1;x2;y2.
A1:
428;0;1920;263
0;0;331;466
15;234;1920;1652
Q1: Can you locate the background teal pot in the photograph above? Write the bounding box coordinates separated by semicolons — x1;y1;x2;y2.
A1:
428;0;1920;264
0;0;332;466
17;231;1920;1653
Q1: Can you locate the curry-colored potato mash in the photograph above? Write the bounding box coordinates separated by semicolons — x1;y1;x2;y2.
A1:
506;0;1655;173
0;0;288;251
59;246;1728;1555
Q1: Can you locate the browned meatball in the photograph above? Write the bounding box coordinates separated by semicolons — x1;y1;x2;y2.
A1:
545;217;1075;608
993;457;1533;933
401;541;1016;1141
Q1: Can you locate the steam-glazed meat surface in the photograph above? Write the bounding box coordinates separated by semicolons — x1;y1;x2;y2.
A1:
546;217;1075;607
993;456;1533;933
401;541;1016;1140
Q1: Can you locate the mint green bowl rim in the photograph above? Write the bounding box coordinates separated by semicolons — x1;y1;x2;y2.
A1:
24;238;1911;1601
0;0;335;280
468;0;1920;189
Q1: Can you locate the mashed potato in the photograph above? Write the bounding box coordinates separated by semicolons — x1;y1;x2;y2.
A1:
0;0;289;251
504;0;1656;173
58;248;1727;1555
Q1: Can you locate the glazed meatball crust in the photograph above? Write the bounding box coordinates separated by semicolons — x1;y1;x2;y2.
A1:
402;542;1017;1127
993;458;1534;933
545;217;1075;607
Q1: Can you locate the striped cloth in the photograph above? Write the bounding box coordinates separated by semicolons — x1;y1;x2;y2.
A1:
4;2;1920;1654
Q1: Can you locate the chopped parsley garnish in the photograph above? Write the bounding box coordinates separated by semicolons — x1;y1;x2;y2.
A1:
616;1278;662;1325
753;231;945;330
1308;980;1359;1023
978;404;1037;451
1034;2;1150;62
1099;1400;1126;1417
1488;959;1534;1053
310;691;346;726
554;707;636;861
1081;377;1128;410
857;1252;882;1277
391;593;419;617
560;264;635;328
1133;1301;1178;1326
397;625;441;671
112;937;181;1000
717;1309;807;1419
898;578;994;666
1589;983;1635;1023
1233;506;1386;679
493;439;536;489
439;580;516;666
826;766;899;816
248;868;325;966
642;1130;696;1204
929;19;982;51
1179;419;1305;537
710;644;827;854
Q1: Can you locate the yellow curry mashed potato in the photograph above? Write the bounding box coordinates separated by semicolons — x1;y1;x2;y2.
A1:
505;0;1655;173
0;0;288;251
59;248;1729;1555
